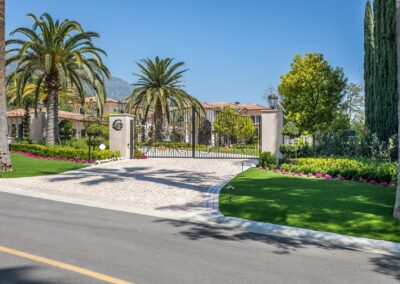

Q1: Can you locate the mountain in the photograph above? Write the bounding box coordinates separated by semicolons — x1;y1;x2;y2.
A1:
6;62;132;100
105;76;133;100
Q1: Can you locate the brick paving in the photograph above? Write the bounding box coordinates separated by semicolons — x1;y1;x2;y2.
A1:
0;158;254;219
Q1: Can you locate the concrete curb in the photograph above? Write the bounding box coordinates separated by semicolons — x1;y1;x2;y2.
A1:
203;173;400;257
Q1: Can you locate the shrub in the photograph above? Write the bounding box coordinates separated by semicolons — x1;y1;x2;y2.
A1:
280;158;397;183
259;152;276;169
10;143;120;161
280;144;298;158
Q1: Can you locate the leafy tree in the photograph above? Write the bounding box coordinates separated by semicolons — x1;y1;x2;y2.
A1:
126;57;203;141
0;0;12;171
59;120;73;142
282;122;300;140
342;83;365;133
7;13;110;145
213;106;255;144
198;117;212;145
278;53;347;142
22;105;30;141
85;123;106;150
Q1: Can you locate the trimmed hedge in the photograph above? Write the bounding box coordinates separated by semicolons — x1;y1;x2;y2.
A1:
280;158;397;183
10;143;120;161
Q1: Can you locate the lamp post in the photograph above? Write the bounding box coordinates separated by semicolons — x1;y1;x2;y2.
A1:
118;100;127;114
267;93;279;110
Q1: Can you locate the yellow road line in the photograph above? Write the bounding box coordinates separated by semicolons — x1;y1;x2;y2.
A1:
0;245;132;284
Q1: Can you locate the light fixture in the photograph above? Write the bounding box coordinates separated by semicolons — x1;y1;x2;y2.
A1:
118;100;127;114
267;93;279;110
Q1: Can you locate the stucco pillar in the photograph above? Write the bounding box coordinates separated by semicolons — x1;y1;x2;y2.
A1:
109;114;134;159
261;109;284;160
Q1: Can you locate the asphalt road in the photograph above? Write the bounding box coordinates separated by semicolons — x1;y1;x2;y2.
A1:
0;191;398;284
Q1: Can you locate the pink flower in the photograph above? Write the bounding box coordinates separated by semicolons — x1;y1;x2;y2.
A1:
315;172;323;178
324;174;333;180
380;181;390;187
369;179;377;184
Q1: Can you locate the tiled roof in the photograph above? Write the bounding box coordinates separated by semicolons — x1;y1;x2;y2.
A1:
7;108;92;122
202;102;269;110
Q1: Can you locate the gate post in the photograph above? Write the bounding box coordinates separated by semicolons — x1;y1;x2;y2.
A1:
260;109;284;160
109;114;135;159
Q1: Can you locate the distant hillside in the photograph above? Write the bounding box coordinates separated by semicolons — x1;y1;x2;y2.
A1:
6;62;132;100
105;76;133;100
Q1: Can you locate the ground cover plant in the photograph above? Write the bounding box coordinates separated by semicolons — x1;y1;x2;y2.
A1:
220;168;400;242
2;153;86;178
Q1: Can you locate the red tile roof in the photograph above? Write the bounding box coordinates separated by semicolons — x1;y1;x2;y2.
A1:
7;108;92;122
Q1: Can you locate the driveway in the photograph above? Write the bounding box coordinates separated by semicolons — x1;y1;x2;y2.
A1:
0;158;254;220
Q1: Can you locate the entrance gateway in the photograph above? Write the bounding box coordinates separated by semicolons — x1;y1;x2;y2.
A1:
109;108;284;160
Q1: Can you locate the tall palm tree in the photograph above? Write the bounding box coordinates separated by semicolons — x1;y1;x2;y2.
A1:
0;0;11;171
126;57;203;141
6;13;110;145
394;0;400;219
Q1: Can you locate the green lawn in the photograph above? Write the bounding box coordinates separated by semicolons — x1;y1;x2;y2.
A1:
1;153;87;178
220;168;400;242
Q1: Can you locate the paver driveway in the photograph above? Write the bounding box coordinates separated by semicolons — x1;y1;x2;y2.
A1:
0;158;254;219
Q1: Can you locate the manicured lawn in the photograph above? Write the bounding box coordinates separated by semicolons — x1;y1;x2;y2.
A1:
220;168;400;242
1;153;87;178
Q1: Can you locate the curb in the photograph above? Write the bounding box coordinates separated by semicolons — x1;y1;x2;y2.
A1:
203;170;400;257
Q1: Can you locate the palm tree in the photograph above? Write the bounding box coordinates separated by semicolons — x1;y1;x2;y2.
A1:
6;13;110;145
394;0;400;219
126;57;203;141
0;0;11;171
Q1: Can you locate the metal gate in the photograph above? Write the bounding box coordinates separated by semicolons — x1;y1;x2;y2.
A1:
135;107;261;159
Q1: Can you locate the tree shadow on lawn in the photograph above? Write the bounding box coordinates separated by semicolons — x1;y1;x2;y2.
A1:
220;174;400;242
46;166;220;192
155;218;400;281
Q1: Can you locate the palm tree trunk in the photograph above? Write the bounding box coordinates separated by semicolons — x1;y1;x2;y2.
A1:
45;88;56;145
394;0;400;219
53;92;61;144
0;0;12;171
154;101;163;142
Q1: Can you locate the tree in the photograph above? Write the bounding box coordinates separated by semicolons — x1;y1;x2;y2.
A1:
126;57;203;141
213;106;255;145
278;53;347;143
342;83;365;131
6;13;110;145
22;105;30;141
59;120;73;142
282;122;300;140
372;0;397;141
0;0;11;171
393;0;400;220
364;1;375;132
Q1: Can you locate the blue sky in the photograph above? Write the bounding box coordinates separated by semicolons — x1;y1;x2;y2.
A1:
7;0;367;104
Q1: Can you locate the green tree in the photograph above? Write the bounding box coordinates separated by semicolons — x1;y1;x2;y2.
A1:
364;0;375;132
126;57;203;141
0;0;12;171
7;13;110;145
282;122;300;140
393;0;400;219
278;53;347;143
342;83;365;133
59;120;73;142
373;0;397;141
213;106;255;144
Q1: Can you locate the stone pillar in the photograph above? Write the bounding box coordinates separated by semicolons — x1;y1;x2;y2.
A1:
261;109;284;160
109;114;134;159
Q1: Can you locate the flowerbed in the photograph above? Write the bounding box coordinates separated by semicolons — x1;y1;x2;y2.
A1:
279;158;397;185
13;151;90;163
10;143;120;162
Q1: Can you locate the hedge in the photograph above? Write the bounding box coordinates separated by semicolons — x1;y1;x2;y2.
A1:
280;158;397;183
10;143;120;161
